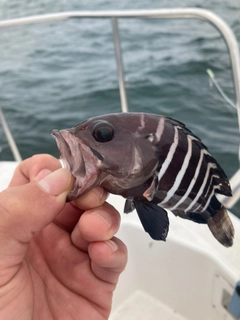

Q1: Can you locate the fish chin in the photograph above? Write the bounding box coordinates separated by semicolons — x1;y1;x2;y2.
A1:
52;129;99;201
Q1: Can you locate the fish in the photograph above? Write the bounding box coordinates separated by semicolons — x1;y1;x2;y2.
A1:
52;112;234;247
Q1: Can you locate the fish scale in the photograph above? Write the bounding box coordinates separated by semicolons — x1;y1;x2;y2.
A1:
52;112;234;247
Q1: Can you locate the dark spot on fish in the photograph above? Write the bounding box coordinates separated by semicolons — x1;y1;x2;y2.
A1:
90;147;104;161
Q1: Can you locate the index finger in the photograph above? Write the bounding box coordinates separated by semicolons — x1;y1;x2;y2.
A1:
10;154;109;209
9;154;110;232
9;154;61;187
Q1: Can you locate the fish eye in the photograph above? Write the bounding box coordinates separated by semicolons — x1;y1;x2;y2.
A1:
92;121;115;142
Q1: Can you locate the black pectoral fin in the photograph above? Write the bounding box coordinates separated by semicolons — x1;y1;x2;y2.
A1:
124;199;135;214
134;201;169;241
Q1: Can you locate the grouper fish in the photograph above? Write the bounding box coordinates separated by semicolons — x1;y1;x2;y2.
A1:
52;112;234;247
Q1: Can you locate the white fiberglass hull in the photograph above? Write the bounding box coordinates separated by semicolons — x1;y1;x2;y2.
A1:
110;193;240;320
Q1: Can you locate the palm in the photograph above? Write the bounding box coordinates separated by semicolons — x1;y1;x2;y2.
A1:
22;221;112;320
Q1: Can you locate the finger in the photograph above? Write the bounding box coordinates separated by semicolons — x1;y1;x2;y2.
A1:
8;154;80;232
0;168;73;286
71;202;120;251
54;186;109;232
89;237;128;284
9;154;61;187
71;186;109;210
9;155;110;233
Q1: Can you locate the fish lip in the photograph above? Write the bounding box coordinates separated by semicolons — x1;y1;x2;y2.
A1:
52;129;86;200
52;129;99;201
52;129;74;171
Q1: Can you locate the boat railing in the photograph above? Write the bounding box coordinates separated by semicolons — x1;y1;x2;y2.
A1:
0;106;22;162
0;8;239;206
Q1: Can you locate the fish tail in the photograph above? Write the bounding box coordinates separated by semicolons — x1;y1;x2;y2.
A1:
207;206;234;247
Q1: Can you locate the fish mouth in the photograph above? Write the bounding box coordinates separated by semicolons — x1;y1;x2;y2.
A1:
52;129;99;201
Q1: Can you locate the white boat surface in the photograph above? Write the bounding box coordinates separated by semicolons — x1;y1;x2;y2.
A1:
0;8;240;320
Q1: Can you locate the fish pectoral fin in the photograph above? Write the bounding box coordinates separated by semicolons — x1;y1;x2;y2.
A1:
124;199;135;213
134;201;169;241
143;176;158;201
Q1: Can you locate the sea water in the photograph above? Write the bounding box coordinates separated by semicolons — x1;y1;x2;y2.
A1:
0;0;239;216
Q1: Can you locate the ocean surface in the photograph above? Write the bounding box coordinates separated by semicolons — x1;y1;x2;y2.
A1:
0;0;239;216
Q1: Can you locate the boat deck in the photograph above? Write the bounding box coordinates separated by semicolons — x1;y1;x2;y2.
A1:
0;161;18;188
110;291;187;320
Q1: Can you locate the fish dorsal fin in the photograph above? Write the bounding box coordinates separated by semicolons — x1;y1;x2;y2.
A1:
167;117;232;197
203;153;232;196
143;175;158;201
134;201;169;241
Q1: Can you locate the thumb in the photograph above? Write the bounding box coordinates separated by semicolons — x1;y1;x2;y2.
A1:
0;168;73;285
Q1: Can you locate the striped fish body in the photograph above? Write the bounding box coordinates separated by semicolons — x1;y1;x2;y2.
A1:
52;112;234;247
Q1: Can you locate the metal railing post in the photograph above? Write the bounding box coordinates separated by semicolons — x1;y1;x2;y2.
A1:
0;107;22;162
111;17;128;113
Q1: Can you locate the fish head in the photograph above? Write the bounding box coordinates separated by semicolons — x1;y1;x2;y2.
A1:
52;113;160;201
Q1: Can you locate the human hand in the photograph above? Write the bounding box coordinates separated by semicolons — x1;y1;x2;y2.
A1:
0;154;127;320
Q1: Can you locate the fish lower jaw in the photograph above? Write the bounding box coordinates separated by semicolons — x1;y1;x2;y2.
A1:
67;170;100;201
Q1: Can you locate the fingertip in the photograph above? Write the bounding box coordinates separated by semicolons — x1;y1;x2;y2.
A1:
30;154;62;178
72;186;109;210
78;210;111;242
9;154;62;187
37;168;74;197
92;186;105;199
88;240;116;266
35;169;52;181
78;203;120;242
88;237;128;271
106;239;118;252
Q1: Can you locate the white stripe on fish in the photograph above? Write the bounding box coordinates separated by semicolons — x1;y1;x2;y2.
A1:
185;162;217;212
168;148;209;211
160;133;196;205
197;188;215;213
157;125;179;181
196;175;221;213
138;113;146;132
155;117;165;142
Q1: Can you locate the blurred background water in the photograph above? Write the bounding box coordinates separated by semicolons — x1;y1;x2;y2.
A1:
0;0;239;216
